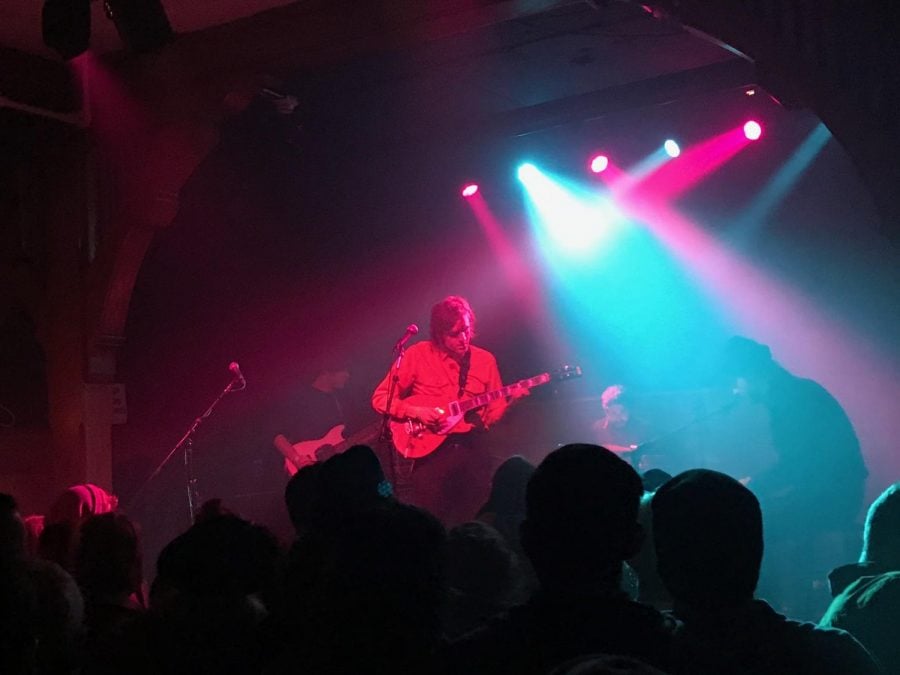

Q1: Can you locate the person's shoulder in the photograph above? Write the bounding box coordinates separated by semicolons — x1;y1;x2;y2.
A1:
779;615;881;673
852;569;900;596
25;558;85;623
395;340;436;367
26;557;79;591
779;373;839;406
445;598;677;674
823;570;900;666
827;562;879;597
829;570;900;618
676;601;880;674
469;344;498;364
406;340;435;357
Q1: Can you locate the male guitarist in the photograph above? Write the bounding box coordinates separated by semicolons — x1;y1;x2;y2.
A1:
371;295;527;525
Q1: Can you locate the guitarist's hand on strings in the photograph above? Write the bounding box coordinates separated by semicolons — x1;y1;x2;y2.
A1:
407;405;446;425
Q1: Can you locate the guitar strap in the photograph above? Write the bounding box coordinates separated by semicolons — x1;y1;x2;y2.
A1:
457;350;471;398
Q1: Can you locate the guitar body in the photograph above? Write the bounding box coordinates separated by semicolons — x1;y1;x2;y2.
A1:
389;395;473;459
273;419;382;474
389;366;582;459
292;424;346;463
274;424;346;473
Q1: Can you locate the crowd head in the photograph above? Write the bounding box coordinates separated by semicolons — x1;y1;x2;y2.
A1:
522;443;644;589
652;469;763;610
860;481;900;568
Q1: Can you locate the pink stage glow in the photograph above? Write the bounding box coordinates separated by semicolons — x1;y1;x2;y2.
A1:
461;183;479;198
744;120;763;140
589;155;609;174
602;129;751;202
464;192;558;350
73;52;148;147
603;168;900;502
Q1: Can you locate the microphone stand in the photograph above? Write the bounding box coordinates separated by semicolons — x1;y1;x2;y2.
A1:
378;343;408;492
378;344;406;444
633;397;738;467
128;373;246;524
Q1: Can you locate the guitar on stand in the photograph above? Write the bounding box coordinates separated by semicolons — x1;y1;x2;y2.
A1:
274;419;382;474
390;365;582;459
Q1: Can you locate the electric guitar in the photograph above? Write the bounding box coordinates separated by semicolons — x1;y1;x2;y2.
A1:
390;365;582;459
274;419;381;474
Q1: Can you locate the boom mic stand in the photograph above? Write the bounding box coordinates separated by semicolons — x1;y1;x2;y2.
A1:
632;395;739;468
128;368;246;524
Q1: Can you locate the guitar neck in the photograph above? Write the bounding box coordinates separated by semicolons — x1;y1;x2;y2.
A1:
458;373;551;414
333;420;382;453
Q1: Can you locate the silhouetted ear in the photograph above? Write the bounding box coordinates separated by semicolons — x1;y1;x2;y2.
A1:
623;522;644;560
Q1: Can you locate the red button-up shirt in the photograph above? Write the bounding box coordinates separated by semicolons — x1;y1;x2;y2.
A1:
371;340;508;429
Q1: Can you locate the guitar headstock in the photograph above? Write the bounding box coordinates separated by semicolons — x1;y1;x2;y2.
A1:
553;365;583;381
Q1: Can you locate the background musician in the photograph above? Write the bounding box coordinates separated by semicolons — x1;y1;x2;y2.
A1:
592;384;649;466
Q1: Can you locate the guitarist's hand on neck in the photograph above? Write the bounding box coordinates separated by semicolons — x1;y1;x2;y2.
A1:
508;381;531;401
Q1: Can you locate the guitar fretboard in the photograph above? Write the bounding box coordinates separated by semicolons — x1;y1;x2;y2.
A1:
335;420;383;453
458;373;551;414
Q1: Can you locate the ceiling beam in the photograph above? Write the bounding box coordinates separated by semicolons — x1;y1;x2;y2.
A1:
313;57;755;149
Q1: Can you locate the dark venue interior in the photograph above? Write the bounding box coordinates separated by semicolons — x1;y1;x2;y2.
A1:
2;1;899;673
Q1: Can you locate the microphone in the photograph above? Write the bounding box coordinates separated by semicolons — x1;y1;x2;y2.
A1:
394;324;419;351
229;361;246;386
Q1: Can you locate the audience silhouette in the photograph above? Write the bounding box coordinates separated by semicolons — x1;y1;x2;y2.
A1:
445;443;675;674
3;425;896;675
276;499;446;674
87;504;281;674
39;484;118;574
443;520;524;640
282;462;322;538
0;493;40;673
627;492;672;610
75;513;145;668
476;455;535;552
2;491;84;674
822;482;900;673
652;469;880;674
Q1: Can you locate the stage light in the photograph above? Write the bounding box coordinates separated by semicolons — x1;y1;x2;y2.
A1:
589;155;609;174
517;163;540;182
744;120;763;141
42;0;91;60
461;183;479;198
518;163;621;255
663;140;681;158
103;0;173;53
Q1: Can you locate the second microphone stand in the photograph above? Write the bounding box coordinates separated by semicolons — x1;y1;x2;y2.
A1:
129;371;246;524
